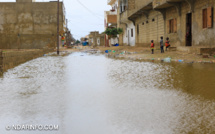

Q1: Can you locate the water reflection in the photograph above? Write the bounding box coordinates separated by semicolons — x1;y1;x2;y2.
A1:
0;52;214;134
106;60;215;134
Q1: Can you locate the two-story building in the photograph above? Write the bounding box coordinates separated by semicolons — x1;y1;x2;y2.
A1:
119;0;215;53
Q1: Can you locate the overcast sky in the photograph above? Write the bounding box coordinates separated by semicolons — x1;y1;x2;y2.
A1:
0;0;110;40
65;0;110;40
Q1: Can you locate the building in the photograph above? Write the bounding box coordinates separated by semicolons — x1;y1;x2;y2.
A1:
88;31;105;46
0;0;65;49
128;0;164;47
122;0;214;53
105;0;118;46
153;0;215;52
117;0;136;46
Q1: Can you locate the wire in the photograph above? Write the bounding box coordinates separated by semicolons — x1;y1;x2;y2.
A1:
76;0;103;20
68;21;103;26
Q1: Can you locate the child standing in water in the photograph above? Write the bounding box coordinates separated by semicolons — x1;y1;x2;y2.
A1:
151;40;155;54
160;36;164;53
165;37;170;51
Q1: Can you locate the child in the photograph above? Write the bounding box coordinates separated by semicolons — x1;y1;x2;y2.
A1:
165;37;170;51
151;40;155;54
160;36;164;53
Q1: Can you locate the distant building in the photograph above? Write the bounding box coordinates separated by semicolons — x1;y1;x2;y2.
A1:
0;0;65;49
88;31;105;46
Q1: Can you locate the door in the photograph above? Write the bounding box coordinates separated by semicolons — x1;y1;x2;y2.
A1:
186;13;192;46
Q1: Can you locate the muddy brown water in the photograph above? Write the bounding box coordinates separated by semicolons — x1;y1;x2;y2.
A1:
0;52;215;134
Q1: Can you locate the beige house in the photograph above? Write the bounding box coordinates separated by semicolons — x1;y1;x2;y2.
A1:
0;0;65;49
118;0;215;53
88;31;105;46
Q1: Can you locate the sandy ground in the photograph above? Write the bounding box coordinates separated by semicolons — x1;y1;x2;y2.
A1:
61;45;215;64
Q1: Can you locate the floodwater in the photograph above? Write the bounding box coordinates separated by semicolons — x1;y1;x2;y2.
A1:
0;52;215;134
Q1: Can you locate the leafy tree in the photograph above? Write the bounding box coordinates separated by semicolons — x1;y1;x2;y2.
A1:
75;40;80;44
104;28;123;38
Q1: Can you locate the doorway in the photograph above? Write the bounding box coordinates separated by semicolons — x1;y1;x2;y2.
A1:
186;13;192;46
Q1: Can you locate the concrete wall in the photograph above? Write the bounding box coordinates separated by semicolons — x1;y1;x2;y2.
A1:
0;1;64;49
192;0;215;47
0;48;54;74
135;10;164;47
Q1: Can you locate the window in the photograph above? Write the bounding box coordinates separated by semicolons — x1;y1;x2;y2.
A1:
203;7;213;28
168;18;177;33
97;38;100;45
131;29;133;37
120;0;127;13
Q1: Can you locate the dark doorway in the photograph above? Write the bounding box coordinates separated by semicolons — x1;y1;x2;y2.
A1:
186;13;192;46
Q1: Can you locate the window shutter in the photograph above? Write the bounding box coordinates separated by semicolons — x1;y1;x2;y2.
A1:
203;9;207;28
174;18;177;33
207;7;213;28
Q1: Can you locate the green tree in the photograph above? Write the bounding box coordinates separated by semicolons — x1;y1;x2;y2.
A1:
104;28;123;38
75;40;80;44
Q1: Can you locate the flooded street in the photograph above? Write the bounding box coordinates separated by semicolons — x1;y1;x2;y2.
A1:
0;52;215;134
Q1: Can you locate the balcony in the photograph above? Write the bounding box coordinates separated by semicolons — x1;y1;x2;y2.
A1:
153;0;184;9
128;2;153;22
107;15;117;24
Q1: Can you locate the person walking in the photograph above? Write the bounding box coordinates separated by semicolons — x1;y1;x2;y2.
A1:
160;36;164;53
165;37;171;51
151;40;155;54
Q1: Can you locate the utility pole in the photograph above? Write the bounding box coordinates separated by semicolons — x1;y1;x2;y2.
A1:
57;0;60;55
66;19;68;47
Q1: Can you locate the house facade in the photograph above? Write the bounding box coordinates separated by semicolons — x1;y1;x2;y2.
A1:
0;0;65;49
153;0;215;52
116;0;214;52
88;31;105;46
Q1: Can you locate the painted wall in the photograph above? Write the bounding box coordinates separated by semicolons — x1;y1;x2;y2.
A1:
127;22;135;46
